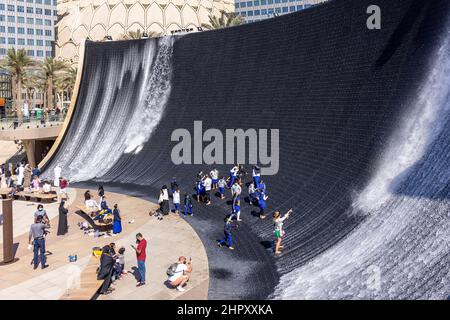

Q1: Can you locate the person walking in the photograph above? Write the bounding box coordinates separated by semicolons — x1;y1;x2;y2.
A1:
273;209;293;256
217;215;235;250
16;162;25;186
53;164;61;187
131;233;147;287
57;200;68;236
158;186;170;215
183;193;193;216
203;174;212;205
112;204;122;235
28;215;50;269
172;187;181;214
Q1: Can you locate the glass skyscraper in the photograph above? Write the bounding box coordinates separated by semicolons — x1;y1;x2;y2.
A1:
0;0;57;60
235;0;327;24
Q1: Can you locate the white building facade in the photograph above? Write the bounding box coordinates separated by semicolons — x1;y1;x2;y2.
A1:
0;0;57;60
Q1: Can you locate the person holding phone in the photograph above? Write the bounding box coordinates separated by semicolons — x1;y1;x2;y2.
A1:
131;233;147;287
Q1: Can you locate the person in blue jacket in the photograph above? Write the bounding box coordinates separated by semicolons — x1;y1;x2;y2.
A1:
183;193;193;216
217;214;234;250
258;190;269;219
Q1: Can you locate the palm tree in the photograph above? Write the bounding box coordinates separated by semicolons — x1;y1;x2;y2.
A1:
54;67;76;110
22;67;42;111
0;48;33;117
37;57;68;112
202;11;245;30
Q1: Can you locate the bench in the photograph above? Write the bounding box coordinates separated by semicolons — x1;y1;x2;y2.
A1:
75;205;113;232
0;188;57;203
60;255;104;300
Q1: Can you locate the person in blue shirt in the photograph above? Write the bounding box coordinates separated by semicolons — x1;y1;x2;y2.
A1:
257;190;269;219
252;165;261;188
183;193;193;216
100;196;112;214
232;194;241;221
228;165;239;188
258;179;266;194
217;215;234;250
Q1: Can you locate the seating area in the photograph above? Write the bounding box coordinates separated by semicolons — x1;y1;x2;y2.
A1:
0;188;57;203
76;205;113;232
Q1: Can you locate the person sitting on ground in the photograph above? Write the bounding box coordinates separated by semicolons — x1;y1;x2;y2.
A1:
100;195;112;214
173;187;181;214
218;177;226;200
97;245;115;295
34;204;49;224
85;191;99;209
183;193;193;216
42;180;52;194
168;256;193;292
217;214;235;250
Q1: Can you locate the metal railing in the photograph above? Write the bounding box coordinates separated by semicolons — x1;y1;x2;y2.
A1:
0;113;67;130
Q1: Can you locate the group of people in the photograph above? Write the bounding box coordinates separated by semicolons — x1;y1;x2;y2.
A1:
154;164;293;256
0;161;69;201
83;186;122;235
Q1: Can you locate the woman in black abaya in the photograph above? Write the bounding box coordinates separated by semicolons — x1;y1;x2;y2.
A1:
57;200;69;236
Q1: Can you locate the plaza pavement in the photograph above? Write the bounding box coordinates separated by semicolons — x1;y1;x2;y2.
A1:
0;188;208;299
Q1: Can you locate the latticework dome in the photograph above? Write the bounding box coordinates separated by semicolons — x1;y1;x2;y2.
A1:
56;0;234;64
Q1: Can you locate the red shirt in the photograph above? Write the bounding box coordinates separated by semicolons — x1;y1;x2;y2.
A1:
60;179;68;188
136;239;147;261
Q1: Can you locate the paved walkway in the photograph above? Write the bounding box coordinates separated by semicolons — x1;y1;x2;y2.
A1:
0;188;208;299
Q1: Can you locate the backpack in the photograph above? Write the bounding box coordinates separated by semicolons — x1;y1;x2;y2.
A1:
166;263;179;277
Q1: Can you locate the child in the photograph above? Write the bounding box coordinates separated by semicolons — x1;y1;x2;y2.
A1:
113;247;126;280
232;194;241;221
248;182;256;205
173;187;180;214
170;177;178;195
258;190;269;219
210;168;219;189
184;193;193;216
252;165;261;188
218;177;226;199
217;215;234;250
228;165;239;188
32;175;40;192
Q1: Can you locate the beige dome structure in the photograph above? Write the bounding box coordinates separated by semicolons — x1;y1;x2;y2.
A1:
56;0;234;65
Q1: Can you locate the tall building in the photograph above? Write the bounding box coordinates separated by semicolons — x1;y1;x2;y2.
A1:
235;0;327;23
55;0;235;66
0;0;57;60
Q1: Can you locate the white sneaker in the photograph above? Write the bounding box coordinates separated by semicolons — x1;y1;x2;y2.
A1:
176;286;185;292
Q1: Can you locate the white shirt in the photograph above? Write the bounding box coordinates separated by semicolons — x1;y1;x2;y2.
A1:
173;190;180;204
218;179;226;188
252;168;260;177
203;177;212;191
231;183;241;196
168;263;188;282
85;199;99;208
18;165;25;178
230;166;239;177
43;183;51;193
210;170;219;180
248;183;255;194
